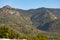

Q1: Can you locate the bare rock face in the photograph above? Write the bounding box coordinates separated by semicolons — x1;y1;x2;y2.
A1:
3;5;12;9
1;5;20;16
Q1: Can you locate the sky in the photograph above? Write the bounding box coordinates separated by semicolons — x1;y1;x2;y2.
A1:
0;0;60;10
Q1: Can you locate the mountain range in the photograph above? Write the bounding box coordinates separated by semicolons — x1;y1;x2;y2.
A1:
0;5;60;40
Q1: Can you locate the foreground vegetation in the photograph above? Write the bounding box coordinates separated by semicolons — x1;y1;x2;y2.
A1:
0;25;48;40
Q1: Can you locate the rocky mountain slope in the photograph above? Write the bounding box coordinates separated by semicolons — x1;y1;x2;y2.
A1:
0;5;60;33
0;5;45;35
0;5;60;40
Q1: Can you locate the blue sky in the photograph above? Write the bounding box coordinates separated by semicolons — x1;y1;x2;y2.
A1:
0;0;60;10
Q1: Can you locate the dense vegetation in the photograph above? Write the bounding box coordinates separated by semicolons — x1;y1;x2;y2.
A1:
0;25;48;40
0;25;21;39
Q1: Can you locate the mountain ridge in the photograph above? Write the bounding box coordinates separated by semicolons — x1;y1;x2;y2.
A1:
0;5;60;40
0;5;60;33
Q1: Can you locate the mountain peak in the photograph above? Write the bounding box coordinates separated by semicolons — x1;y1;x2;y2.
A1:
3;5;12;9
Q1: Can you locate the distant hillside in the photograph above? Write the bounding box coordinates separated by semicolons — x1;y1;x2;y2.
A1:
0;5;60;40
